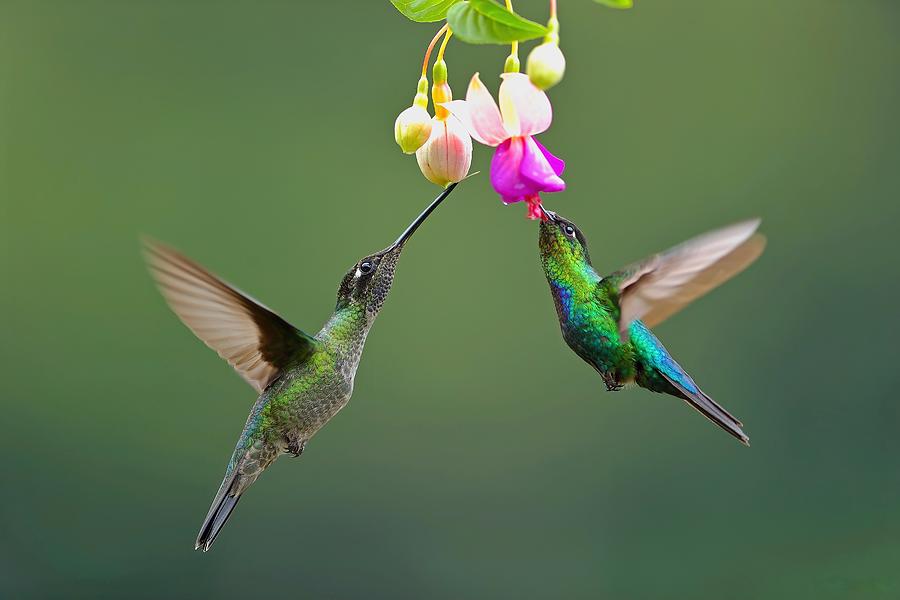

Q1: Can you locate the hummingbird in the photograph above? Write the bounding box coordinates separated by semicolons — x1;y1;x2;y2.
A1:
144;183;458;552
537;209;766;445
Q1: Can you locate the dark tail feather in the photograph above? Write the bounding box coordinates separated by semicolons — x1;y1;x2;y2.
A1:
694;388;743;427
661;373;750;446
195;474;243;552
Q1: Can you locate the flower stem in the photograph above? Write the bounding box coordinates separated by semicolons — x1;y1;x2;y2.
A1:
422;23;449;78
545;0;560;44
504;0;520;72
436;27;453;64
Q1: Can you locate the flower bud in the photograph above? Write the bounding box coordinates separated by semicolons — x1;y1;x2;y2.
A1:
432;82;452;120
431;60;452;120
394;75;433;154
527;41;566;90
394;104;433;154
416;116;472;187
504;52;521;74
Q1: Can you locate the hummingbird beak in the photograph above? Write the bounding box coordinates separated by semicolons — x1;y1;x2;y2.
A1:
387;182;459;252
539;205;557;222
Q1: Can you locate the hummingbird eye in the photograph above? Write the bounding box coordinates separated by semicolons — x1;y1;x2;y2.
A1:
563;224;576;237
358;261;374;275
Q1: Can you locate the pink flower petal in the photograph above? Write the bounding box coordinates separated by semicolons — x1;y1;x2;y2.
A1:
520;136;565;193
441;74;508;147
415;117;473;187
444;116;474;182
498;73;552;138
465;73;508;146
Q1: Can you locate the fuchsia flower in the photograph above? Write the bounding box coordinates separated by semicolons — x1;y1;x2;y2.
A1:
443;73;565;219
415;115;472;187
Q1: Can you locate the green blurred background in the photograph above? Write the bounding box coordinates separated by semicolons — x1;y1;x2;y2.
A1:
2;0;899;598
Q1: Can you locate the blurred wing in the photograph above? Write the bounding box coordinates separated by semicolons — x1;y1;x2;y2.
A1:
610;219;766;339
144;239;318;393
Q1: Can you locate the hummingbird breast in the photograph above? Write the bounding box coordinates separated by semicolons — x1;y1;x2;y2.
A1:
544;262;636;387
255;348;358;450
560;299;637;388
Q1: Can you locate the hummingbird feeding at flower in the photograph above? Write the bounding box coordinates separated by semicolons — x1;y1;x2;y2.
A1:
144;184;458;551
537;209;766;444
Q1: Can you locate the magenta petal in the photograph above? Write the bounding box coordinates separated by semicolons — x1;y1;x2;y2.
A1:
490;138;529;204
519;136;565;193
532;137;565;176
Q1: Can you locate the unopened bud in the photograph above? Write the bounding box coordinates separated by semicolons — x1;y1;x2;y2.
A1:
415;116;472;187
504;53;521;74
431;60;453;119
527;18;565;90
394;105;433;154
527;41;566;90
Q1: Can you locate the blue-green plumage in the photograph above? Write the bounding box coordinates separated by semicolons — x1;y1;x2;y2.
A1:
538;210;765;445
630;320;703;399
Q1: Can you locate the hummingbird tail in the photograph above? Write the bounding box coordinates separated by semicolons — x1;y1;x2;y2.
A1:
630;322;749;445
195;471;244;552
195;441;279;551
661;373;750;446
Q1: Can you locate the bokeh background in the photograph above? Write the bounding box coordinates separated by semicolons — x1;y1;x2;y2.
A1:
2;0;899;598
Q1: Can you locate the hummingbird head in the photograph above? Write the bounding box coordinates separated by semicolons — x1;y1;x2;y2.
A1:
335;183;458;316
334;247;401;317
538;209;592;268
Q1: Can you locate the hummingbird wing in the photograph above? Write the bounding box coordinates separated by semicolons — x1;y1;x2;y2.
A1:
144;239;319;393
608;219;766;340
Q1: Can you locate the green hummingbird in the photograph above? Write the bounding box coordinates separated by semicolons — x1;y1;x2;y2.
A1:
537;209;766;445
144;184;458;552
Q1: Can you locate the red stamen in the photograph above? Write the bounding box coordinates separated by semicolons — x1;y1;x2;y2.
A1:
526;195;544;221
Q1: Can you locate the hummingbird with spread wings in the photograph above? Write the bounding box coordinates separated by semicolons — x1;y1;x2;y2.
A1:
144;184;457;551
537;209;766;444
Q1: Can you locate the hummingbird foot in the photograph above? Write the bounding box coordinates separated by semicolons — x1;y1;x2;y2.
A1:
602;373;624;392
589;363;625;392
285;437;306;458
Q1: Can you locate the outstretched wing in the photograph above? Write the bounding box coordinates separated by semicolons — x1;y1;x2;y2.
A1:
608;219;766;339
144;239;319;393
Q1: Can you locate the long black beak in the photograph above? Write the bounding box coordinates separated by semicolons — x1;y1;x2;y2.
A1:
388;182;459;251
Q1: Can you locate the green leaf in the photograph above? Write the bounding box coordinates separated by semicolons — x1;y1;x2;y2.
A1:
447;0;548;45
592;0;633;8
390;0;462;23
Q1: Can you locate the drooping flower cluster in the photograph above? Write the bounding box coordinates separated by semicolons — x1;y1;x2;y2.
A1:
392;2;571;219
393;27;472;189
415;61;472;187
444;73;564;220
